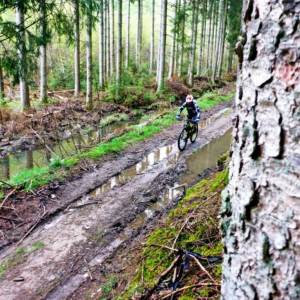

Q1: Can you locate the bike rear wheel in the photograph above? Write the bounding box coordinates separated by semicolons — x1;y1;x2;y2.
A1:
190;124;198;143
178;128;188;151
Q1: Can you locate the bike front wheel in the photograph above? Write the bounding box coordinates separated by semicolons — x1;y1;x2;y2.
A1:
178;128;188;151
190;124;198;143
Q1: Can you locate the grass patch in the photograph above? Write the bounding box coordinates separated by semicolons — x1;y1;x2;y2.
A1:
197;92;235;110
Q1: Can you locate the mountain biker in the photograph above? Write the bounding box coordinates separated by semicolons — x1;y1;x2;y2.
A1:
176;95;201;129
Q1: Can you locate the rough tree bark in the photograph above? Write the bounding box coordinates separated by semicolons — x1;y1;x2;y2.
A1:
221;1;300;299
16;2;30;111
74;0;80;95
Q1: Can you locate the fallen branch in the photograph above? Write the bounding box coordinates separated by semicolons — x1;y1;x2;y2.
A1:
0;215;19;222
17;210;48;245
0;180;14;189
189;254;216;284
159;282;221;300
64;201;101;213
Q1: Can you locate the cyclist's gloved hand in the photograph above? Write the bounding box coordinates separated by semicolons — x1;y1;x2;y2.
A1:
176;115;181;121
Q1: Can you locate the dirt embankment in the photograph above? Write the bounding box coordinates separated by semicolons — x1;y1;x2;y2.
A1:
0;96;234;300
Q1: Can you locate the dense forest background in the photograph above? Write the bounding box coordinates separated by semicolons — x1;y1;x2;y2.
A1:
0;0;242;111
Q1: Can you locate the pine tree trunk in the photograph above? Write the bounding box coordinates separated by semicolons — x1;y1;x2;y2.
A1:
188;0;200;87
217;0;228;80
106;1;110;78
103;1;107;80
125;0;130;69
196;0;207;75
3;156;10;180
25;150;33;169
168;0;178;79
149;0;155;75
205;0;213;75
136;0;143;70
210;0;218;74
74;0;80;95
99;0;104;88
156;0;163;82
221;1;300;299
116;0;122;85
16;2;30;111
211;0;222;83
174;0;181;75
157;0;167;92
110;0;114;74
226;41;234;73
86;1;93;110
177;0;186;77
40;0;47;103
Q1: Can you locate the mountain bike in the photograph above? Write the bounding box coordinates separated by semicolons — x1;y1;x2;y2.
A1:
176;117;199;151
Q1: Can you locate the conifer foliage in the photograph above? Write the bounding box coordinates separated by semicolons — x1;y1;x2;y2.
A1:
0;0;242;110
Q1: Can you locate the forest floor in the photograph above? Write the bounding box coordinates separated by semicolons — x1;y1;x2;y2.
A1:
0;81;235;300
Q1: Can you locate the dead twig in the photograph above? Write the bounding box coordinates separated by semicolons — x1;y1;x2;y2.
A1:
17;210;48;245
84;258;93;281
0;180;14;189
189;254;216;284
159;282;221;300
0;188;16;211
64;201;101;213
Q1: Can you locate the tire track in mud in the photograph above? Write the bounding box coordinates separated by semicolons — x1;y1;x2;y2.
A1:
0;105;233;300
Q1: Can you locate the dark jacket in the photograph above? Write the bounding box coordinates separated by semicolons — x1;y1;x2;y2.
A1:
177;100;201;119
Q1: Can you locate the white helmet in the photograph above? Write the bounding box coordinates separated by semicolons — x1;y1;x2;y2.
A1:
186;95;193;102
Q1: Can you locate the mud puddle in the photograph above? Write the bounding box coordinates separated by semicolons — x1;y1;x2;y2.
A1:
0;120;138;181
117;128;232;238
89;117;218;198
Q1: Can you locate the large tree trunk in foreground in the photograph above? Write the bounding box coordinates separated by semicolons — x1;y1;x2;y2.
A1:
221;1;300;299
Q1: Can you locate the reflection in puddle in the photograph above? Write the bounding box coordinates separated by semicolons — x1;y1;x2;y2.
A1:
0;120;139;181
119;128;232;241
90;145;175;197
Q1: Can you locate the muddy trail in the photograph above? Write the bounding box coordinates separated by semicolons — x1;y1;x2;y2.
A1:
0;101;233;300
